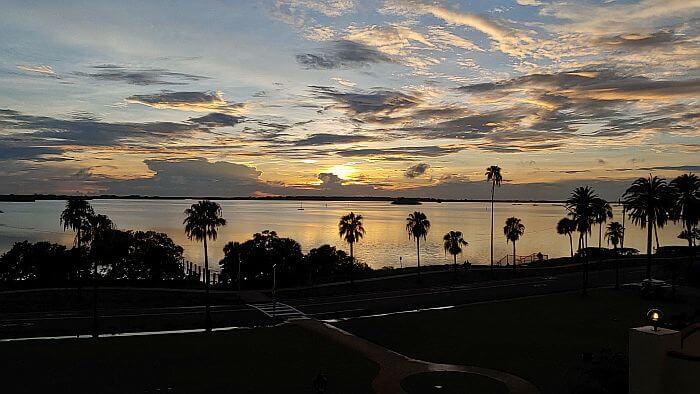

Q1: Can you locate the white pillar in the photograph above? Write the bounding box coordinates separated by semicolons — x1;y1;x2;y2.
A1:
629;326;681;394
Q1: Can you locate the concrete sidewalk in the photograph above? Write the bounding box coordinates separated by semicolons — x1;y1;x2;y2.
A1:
295;318;540;394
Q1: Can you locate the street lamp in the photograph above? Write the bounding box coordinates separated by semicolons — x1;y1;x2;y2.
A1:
237;253;242;291
272;263;277;316
647;308;662;331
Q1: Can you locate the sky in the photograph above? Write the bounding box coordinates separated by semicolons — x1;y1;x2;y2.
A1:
0;0;698;200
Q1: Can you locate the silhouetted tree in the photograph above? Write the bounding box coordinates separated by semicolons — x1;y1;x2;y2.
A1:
101;230;186;281
623;175;672;280
503;217;525;273
678;229;699;247
443;231;467;272
566;186;602;294
220;231;304;287
60;198;94;280
669;173;699;268
0;241;71;283
485;165;502;276
338;212;365;284
305;244;370;283
593;198;613;248
85;213;113;338
184;200;226;332
406;211;430;281
557;217;577;258
606;222;624;289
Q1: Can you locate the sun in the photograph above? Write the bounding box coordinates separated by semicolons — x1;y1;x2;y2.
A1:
328;164;355;180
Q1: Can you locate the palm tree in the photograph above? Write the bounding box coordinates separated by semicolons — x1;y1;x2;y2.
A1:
184;200;226;331
593;199;613;248
338;212;365;284
623;175;672;280
60;198;95;280
406;211;430;281
669;173;700;267
84;213;114;338
556;217;577;258
443;231;468;272
485;165;502;276
678;229;699;247
605;222;624;290
565;186;600;294
503;217;525;273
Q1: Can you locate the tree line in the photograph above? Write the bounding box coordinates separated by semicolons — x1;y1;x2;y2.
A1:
1;171;697;289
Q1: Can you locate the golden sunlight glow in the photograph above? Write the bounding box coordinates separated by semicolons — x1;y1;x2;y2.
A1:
328;164;356;179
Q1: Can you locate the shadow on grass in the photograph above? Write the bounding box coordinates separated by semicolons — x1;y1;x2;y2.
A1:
0;325;378;393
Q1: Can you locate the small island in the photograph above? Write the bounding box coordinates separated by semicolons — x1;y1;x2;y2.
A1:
391;197;422;205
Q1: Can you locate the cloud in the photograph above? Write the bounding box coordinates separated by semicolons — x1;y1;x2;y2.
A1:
336;146;462;161
516;0;542;6
292;133;376;146
0;108;203;146
317;172;344;189
0;143;65;161
106;158;266;196
188;112;244;127
296;40;393;69
17;64;57;77
426;26;483;52
74;65;206;85
541;0;700;35
459;68;700;101
126;91;246;113
640;165;700;172
270;0;356;32
596;29;686;48
405;163;430;178
311;86;422;118
383;1;534;58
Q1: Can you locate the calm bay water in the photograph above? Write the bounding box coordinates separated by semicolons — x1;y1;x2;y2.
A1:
0;199;686;271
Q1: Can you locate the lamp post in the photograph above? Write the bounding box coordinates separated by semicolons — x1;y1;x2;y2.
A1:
272;263;277;316
647;308;662;331
237;253;242;291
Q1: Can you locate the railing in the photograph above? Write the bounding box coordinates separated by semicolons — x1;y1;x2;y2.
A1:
496;253;548;266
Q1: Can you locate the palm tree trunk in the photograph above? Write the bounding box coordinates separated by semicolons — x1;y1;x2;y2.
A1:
583;232;590;295
416;238;421;282
349;241;354;285
512;242;516;274
687;222;695;271
599;223;602;248
614;245;619;290
646;213;653;280
92;257;98;338
204;237;212;332
77;226;82;282
568;233;573;258
621;206;626;249
490;183;495;277
654;221;660;250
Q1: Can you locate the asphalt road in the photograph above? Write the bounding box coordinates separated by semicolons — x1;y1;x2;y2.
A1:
0;266;651;340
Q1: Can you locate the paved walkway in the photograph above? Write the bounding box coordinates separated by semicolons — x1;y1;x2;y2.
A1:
294;319;540;394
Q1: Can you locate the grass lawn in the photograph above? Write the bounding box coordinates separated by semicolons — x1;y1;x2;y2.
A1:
337;288;698;394
0;325;378;393
0;288;242;313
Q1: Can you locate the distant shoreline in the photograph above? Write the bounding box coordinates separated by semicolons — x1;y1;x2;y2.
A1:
0;194;570;204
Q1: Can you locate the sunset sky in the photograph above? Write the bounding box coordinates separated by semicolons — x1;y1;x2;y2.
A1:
1;0;698;199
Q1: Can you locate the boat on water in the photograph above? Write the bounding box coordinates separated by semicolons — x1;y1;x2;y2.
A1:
297;201;305;211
